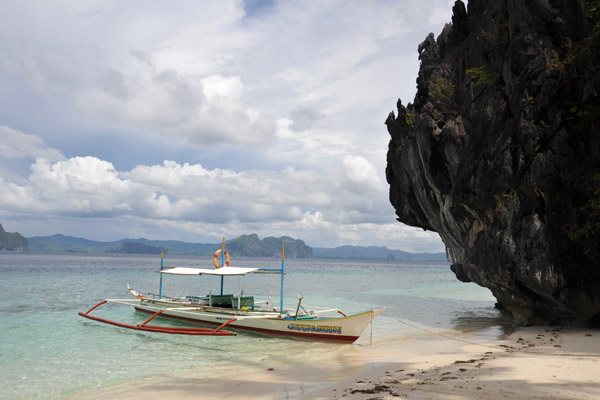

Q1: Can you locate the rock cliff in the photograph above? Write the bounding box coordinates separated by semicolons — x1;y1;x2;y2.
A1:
386;0;600;326
0;223;29;251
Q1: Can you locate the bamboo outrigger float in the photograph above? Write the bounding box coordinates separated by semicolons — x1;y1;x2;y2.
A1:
79;239;384;342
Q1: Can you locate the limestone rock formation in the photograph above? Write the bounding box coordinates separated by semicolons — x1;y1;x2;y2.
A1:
227;233;312;258
0;223;29;251
386;0;600;325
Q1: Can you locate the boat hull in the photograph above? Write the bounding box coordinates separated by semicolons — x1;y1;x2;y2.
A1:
132;301;381;343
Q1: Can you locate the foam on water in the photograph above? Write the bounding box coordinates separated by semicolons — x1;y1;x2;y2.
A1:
0;254;510;399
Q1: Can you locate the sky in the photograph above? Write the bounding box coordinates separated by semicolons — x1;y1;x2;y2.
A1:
0;0;455;252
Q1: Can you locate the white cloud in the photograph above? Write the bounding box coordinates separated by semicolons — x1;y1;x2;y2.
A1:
79;58;277;144
0;178;38;212
342;155;381;190
0;126;64;161
0;154;444;251
202;75;245;108
30;157;126;193
24;157;136;216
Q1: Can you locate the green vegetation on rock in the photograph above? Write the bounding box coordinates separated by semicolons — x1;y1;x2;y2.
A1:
466;65;499;87
428;76;458;117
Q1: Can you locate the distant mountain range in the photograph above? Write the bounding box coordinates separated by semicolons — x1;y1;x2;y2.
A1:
312;245;446;261
27;234;215;256
25;232;446;261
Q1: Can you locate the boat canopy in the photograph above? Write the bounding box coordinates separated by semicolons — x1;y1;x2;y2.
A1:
158;266;261;276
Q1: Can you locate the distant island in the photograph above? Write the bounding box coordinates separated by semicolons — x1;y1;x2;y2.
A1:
0;223;29;252
25;231;445;261
312;245;446;261
104;242;168;255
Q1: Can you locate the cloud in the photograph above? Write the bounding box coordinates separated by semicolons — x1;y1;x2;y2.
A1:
0;0;453;154
0;2;276;146
0;154;445;251
24;157;135;216
0;126;64;161
81;60;277;144
288;105;325;132
202;75;244;108
342;155;381;190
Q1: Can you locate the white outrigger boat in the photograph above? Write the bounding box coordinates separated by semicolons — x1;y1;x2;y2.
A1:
79;241;384;343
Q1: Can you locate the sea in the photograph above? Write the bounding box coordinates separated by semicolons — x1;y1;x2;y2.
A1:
0;253;511;400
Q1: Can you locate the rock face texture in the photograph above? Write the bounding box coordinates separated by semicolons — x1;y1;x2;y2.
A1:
386;0;600;326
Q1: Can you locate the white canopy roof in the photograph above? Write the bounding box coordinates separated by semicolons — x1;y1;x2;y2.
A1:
158;266;261;276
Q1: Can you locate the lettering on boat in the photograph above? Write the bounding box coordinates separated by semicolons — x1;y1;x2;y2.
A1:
287;323;342;334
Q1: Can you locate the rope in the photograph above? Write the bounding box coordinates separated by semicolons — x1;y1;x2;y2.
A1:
369;311;374;346
389;316;599;357
390;316;504;350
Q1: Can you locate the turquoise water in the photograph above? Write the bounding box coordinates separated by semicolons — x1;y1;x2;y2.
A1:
0;253;510;399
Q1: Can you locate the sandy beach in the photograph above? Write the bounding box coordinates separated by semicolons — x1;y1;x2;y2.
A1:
74;325;600;400
310;327;600;400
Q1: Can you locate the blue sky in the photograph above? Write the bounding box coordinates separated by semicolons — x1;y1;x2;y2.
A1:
0;0;455;252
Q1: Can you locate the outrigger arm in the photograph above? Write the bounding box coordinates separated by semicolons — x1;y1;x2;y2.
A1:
78;300;237;336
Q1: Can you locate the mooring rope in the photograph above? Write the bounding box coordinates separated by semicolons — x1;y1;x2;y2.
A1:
369;310;374;345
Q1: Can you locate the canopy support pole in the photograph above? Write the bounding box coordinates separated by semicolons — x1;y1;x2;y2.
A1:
220;236;225;295
280;241;285;316
159;252;164;299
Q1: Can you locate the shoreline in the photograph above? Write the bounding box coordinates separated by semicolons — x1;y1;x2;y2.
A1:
69;323;600;399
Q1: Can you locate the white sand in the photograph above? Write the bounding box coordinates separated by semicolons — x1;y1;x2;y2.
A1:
73;326;600;399
310;326;600;400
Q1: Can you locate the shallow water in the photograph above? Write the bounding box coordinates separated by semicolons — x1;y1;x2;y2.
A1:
0;253;510;399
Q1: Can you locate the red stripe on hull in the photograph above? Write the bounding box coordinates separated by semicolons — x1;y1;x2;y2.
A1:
134;307;360;343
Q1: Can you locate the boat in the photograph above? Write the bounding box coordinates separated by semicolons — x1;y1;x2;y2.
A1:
79;241;385;343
